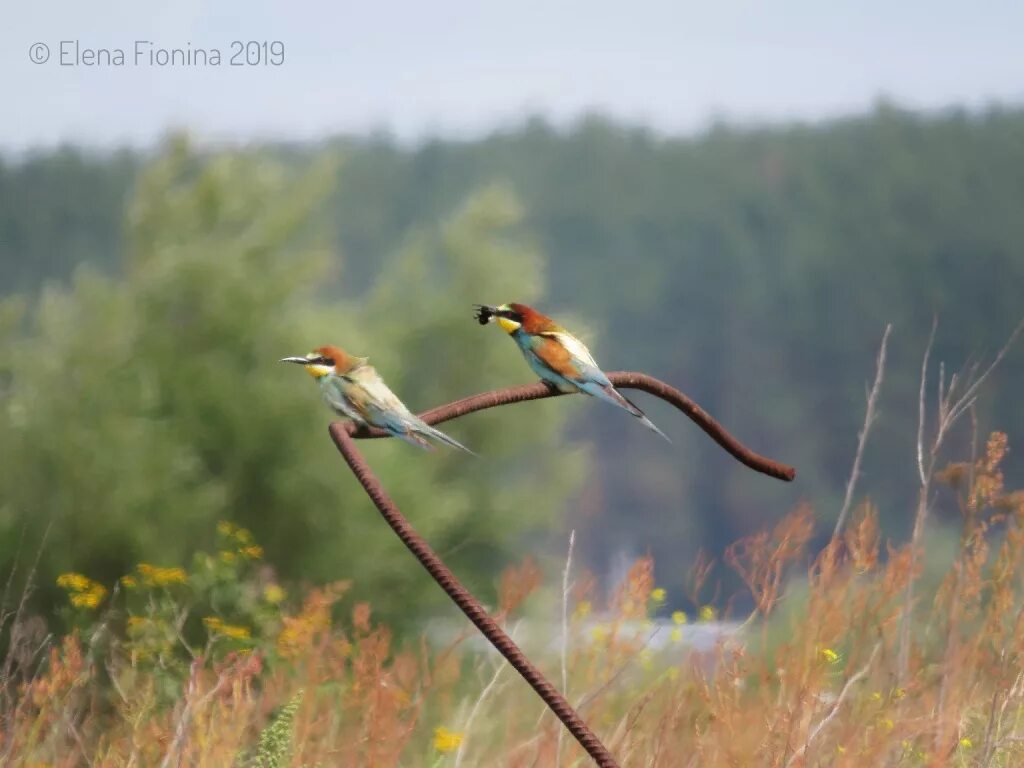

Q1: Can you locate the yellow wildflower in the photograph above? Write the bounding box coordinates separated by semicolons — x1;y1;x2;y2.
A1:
698;605;716;622
70;584;107;609
220;623;252;641
241;545;263;560
136;564;186;587
277;624;302;657
217;520;235;537
960;738;973;749
69;592;93;609
120;575;137;588
219;551;237;564
433;727;463;753
820;648;840;664
154;567;186;586
58;573;106;609
573;600;592;620
650;587;667;604
203;616;251;640
264;584;286;604
671;627;683;643
672;610;687;625
56;572;91;592
234;527;253;545
880;717;894;731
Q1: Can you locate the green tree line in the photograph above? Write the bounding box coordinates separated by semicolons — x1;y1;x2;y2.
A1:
1;103;1023;611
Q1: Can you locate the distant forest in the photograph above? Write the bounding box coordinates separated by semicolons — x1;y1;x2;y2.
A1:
3;104;1022;579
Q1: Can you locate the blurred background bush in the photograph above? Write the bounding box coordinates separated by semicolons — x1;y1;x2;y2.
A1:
2;107;1022;627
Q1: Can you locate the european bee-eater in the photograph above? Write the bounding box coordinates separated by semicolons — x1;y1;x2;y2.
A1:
281;345;472;453
474;303;669;441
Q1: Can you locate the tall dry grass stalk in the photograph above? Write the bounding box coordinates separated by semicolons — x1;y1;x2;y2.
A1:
898;317;1023;682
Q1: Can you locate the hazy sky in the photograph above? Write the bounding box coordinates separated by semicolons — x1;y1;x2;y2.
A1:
2;0;1022;151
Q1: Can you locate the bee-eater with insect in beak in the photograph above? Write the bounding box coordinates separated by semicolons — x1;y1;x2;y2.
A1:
474;303;670;441
281;345;473;453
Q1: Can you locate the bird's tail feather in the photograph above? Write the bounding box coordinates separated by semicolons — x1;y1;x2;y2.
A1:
416;422;476;455
591;384;672;443
635;412;672;443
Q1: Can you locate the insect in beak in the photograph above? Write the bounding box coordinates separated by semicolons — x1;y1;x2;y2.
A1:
473;305;498;325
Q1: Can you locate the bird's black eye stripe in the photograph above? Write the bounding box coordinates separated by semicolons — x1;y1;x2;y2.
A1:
472;305;523;325
311;356;332;365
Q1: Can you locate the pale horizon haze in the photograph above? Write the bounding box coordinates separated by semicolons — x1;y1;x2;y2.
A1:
2;0;1022;153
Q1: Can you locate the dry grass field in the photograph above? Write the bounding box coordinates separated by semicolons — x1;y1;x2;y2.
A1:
2;429;1023;767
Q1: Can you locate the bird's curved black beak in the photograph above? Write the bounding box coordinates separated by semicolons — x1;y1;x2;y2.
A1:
473;304;498;325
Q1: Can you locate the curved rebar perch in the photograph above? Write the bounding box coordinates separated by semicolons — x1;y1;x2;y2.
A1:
350;371;796;482
328;371;795;768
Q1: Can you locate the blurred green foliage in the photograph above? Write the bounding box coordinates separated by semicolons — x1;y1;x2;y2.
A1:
1;104;1023;604
0;147;134;293
0;137;585;626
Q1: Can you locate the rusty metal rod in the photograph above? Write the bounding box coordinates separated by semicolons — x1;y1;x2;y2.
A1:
329;371;794;766
328;424;620;768
350;370;796;482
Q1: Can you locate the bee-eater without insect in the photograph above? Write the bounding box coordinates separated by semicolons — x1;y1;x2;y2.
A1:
281;345;472;453
474;303;669;441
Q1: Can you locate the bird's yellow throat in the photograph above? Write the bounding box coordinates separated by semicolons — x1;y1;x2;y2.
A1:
496;316;521;333
304;363;333;379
